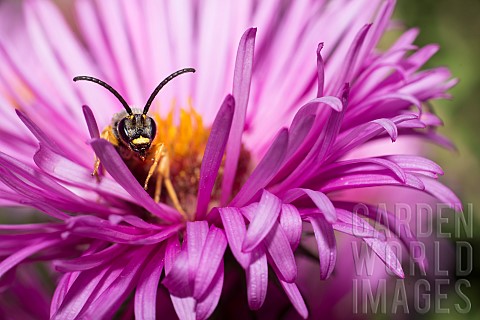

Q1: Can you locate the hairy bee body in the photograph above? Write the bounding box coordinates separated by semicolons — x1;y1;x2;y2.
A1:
103;109;160;188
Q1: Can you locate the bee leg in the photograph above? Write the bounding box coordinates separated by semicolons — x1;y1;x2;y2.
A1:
144;143;164;190
154;170;163;203
145;145;186;218
158;153;187;218
92;158;101;181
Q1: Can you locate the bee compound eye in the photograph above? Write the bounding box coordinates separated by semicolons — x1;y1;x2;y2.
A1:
117;118;131;144
149;118;157;140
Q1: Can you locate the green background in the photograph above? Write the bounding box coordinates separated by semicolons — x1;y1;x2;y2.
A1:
394;0;479;319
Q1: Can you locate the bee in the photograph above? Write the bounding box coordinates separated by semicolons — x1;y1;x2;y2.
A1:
74;68;195;215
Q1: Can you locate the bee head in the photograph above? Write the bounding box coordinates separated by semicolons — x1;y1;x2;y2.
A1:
117;114;157;156
74;68;195;157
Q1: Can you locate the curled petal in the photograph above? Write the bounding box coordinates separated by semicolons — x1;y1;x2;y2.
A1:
264;222;297;283
194;226;227;299
308;217;336;279
196;262;224;320
279;204;302;249
242;190;281;252
284;188;336;223
82;105;100;139
186;221;209;283
304;96;343;112
246;248;268;310
219;207;250;268
170;296;196;320
162;251;190;298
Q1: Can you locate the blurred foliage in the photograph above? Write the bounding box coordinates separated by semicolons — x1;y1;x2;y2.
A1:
395;1;480;319
396;0;480;209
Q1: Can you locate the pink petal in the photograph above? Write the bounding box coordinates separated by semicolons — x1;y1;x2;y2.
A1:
284;188;337;223
319;172;425;193
50;272;79;317
162;251;191;297
52;264;112;319
328;24;371;95
279;204;302;249
272;85;349;191
361;92;422;113
95;0;143;105
308;217;336;279
328;113;418;161
320;157;407;183
79;249;153;319
0;238;60;279
371;118;398;141
337;201;429;273
304;96;343;112
75;0;119;83
316;42;325;96
170;295;196;320
264;222;297;283
164;236;181;276
127;224;183;245
134;247;166;320
219;207;250;268
34;144;131;202
196;95;235;219
383;155;444;175
23;3;84;124
285;111;315;159
108;214;164;230
364;238;404;278
90;138;181;222
186;221;209;283
333;208;385;240
82;105;100;139
54;244;125;272
242;190;281;252
230;128;288;207
419;176;462;211
222;28;257;205
279;280;308;319
196;262;224;320
407;44;440;72
193;226;227;299
246;248;268;310
16;110;75;162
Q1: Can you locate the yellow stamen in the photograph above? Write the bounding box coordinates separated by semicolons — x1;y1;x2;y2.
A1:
153;107;210;158
150;106;211;213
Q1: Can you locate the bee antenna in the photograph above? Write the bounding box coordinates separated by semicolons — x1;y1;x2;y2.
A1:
143;68;196;115
73;76;133;115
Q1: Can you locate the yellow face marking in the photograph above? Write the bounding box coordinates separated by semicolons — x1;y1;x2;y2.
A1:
132;137;150;145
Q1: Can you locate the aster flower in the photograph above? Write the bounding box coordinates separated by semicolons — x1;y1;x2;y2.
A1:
0;0;461;319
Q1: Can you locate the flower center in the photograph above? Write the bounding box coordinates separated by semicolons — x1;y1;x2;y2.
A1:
125;107;251;217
